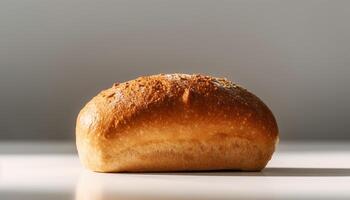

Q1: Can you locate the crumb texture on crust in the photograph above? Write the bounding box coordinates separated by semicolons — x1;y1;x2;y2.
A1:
76;73;279;172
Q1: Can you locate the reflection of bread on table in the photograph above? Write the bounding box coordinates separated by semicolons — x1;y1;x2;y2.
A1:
75;171;104;200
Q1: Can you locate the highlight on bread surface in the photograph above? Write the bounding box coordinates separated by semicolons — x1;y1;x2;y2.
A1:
76;73;279;172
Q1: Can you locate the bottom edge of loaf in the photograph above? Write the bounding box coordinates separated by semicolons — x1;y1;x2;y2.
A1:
78;137;275;173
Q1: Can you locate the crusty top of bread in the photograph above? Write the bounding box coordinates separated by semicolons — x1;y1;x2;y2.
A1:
77;73;278;141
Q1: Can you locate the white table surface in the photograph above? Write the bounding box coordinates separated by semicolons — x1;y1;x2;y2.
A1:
1;141;350;200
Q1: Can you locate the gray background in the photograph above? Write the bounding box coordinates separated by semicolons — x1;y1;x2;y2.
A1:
0;0;349;141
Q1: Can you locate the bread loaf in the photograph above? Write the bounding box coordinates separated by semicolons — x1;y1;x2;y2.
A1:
76;73;278;172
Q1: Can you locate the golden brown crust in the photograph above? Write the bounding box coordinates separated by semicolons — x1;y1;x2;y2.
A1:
76;73;278;172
